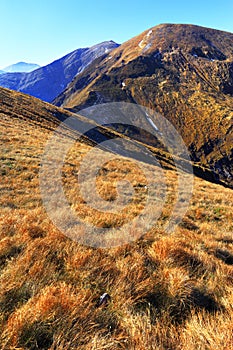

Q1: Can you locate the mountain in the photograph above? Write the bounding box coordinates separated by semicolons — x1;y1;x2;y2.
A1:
54;24;233;187
2;62;40;73
0;41;119;102
0;86;233;349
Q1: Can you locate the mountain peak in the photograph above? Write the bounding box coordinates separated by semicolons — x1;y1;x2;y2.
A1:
118;23;233;63
0;41;119;102
2;62;40;73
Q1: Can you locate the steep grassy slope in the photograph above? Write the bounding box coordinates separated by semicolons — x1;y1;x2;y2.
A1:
0;87;233;349
54;24;233;187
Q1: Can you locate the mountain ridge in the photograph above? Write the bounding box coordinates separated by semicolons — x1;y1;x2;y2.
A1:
2;62;40;73
0;41;119;102
53;23;233;187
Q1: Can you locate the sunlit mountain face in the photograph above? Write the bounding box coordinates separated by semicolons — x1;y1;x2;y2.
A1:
54;24;233;187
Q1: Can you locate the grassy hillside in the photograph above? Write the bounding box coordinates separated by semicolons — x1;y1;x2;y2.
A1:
0;87;233;349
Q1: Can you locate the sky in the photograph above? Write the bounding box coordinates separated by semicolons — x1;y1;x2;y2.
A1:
1;0;233;69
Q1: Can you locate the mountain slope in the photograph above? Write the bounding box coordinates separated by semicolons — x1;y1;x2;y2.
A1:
54;24;233;186
0;41;119;102
0;86;233;349
2;62;40;73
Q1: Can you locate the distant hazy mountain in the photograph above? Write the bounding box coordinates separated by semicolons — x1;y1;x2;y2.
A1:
54;24;233;187
0;41;119;102
2;62;40;73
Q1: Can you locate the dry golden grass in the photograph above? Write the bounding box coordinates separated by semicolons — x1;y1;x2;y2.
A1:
0;88;233;349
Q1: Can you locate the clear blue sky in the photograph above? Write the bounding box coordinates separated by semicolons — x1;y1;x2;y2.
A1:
1;0;233;69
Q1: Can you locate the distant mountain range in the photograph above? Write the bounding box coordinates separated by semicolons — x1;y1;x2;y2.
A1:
1;62;40;73
0;41;119;102
54;24;233;187
1;74;232;350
